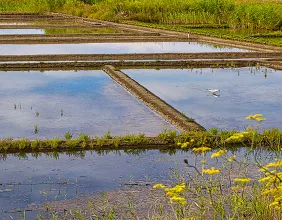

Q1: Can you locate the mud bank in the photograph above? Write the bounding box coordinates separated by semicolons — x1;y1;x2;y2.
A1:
0;36;192;44
0;52;280;62
0;60;260;71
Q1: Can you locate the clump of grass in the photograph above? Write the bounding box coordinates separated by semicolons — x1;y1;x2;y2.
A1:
208;127;219;135
111;138;120;148
66;140;80;148
158;129;177;140
96;138;105;147
78;133;90;141
15;139;29;150
36;112;39;117
103;130;113;139
64;131;73;140
46;138;60;149
121;133;148;145
30;140;40;149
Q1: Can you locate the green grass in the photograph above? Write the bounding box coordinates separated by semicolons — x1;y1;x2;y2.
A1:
1;0;282;46
1;0;282;30
0;128;281;154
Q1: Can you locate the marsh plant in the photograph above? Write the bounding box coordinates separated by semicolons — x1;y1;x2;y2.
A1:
103;129;113;139
64;131;73;140
78;133;90;141
46;138;61;149
158;129;177;140
34;125;38;134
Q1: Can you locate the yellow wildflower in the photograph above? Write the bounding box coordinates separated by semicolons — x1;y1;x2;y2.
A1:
234;177;251;184
181;142;189;149
153;183;166;189
261;188;275;195
177;142;182;146
227;155;236;162
202;167;220;175
201;159;207;164
211;149;227;158
170;196;187;205
225;133;245;143
246;114;266;122
192;146;211;153
258;176;272;183
269;201;279;207
265;160;282;168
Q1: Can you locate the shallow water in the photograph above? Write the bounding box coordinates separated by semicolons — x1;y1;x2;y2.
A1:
0;28;120;35
0;29;45;35
0;70;175;139
0;148;277;219
0;42;248;55
124;67;282;130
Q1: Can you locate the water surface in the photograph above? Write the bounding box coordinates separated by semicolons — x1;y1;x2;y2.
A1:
125;67;282;130
0;70;174;139
0;148;277;219
0;29;45;35
0;42;248;55
0;28;120;35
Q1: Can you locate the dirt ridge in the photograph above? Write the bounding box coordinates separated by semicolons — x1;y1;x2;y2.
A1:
103;65;205;132
0;52;280;62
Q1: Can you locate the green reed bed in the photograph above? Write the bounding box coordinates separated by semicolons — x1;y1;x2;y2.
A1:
1;0;282;47
1;0;282;30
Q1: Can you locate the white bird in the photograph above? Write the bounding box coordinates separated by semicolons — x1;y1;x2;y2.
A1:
207;89;220;94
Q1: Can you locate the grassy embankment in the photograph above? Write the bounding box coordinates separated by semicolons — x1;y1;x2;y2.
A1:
0;127;281;154
1;0;281;46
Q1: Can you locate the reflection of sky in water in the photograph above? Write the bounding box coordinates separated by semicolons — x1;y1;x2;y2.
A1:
0;42;247;55
0;70;174;139
0;29;45;35
0;148;276;218
125;67;282;131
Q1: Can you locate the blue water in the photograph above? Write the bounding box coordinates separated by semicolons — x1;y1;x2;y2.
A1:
0;42;248;55
0;29;45;35
0;70;175;139
0;148;277;219
125;67;282;130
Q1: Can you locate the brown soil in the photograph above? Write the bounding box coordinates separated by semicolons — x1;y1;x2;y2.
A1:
30;185;173;219
0;52;280;62
0;60;259;71
0;36;193;44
